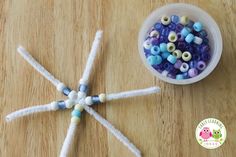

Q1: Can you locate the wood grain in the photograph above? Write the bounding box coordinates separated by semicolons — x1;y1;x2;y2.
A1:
0;0;236;157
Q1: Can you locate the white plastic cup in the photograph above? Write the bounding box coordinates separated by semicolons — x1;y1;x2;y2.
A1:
138;3;222;85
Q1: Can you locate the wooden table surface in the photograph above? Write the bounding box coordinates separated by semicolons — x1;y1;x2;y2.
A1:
0;0;235;157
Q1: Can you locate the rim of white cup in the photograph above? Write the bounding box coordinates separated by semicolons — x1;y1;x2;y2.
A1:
138;3;223;85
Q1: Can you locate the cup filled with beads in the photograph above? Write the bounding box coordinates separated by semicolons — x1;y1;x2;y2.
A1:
138;3;222;85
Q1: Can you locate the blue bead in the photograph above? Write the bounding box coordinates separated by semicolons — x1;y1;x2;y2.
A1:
154;22;163;31
199;29;207;38
161;28;170;37
189;60;198;68
182;72;189;79
161;51;170;59
167;55;177;64
92;95;100;104
62;87;72;96
168;22;176;30
176;74;184;80
71;110;81;118
201;52;211;62
159;43;167;52
163;62;173;71
58;101;66;110
177;41;186;50
181;27;190;37
193;22;203;32
171;15;179;24
147;55;162;65
186;20;194;28
150;46;160;55
185;33;194;43
79;84;88;93
185;44;193;53
192;54;201;61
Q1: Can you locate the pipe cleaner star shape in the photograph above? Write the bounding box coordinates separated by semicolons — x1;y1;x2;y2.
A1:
6;30;160;157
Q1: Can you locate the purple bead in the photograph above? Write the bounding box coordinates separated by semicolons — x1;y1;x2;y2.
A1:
168;22;176;30
177;33;184;41
201;52;211;62
185;44;193;53
192;54;201;61
154;22;163;31
189;60;198;68
150;38;159;45
167;73;175;79
163;62;174;71
174;59;182;69
186;20;194;29
201;45;210;53
175;23;184;32
188;68;198;78
199;29;207;38
197;61;207;70
177;41;186;50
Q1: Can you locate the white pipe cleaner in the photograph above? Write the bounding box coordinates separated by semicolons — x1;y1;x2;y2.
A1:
6;30;160;157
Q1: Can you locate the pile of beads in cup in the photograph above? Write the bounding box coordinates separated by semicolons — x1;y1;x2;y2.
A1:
143;15;210;80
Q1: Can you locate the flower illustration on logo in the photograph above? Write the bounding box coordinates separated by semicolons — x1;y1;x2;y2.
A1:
196;118;226;149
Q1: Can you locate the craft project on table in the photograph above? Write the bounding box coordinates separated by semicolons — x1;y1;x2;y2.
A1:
5;30;160;157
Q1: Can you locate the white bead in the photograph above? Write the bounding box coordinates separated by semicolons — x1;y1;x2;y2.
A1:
75;104;84;112
143;40;152;50
79;79;88;85
77;91;86;99
71;116;80;124
180;16;189;25
161;15;171;25
85;96;93;105
180;63;189;72
194;36;203;45
150;30;159;38
50;101;58;110
56;83;65;92
65;99;75;108
161;70;168;77
99;93;106;103
168;31;177;42
167;42;176;52
68;90;77;100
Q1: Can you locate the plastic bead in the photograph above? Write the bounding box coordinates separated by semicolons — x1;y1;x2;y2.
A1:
172;50;182;59
75;104;84;112
168;23;176;30
79;84;88;93
56;83;66;92
197;61;207;70
161;70;169;77
58;101;66;110
71;110;81;118
185;33;194;43
176;74;184;80
177;41;186;50
186;20;194;28
161;52;170;59
201;52;210;62
161;15;171;25
201;45;210;53
180;63;189;72
91;95;101;104
174;60;182;69
193;22;203;32
171;15;179;24
150;30;159;37
161;28;170;37
182;51;192;62
167;42;176;52
159;43;167;52
143;40;152;50
50;101;59;110
188;68;198;77
85;96;93;105
189;60;198;68
154;22;163;31
147;55;162;65
62;87;72;96
181;27;190;37
192;54;201;61
68;90;78;100
151;38;159;45
175;23;184;32
151;46;160;55
185;44;193;53
177;33;184;41
199;30;207;38
167;55;177;64
71;116;81;124
65;99;75;109
99;93;106;103
168;31;177;42
180;16;189;25
194;36;203;45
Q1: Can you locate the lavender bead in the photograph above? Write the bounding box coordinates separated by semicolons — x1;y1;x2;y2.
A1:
201;45;210;53
188;68;198;78
197;61;207;70
174;59;182;69
175;23;184;32
171;15;179;24
151;38;159;45
177;33;184;41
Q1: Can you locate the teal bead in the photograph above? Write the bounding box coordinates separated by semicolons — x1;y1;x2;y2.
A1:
193;22;202;32
176;74;184;80
71;110;81;118
181;27;190;37
147;55;162;65
150;46;160;55
167;55;177;64
159;43;167;52
161;51;170;59
185;33;194;43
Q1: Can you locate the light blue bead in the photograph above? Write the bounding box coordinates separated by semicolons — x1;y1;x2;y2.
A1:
185;33;194;43
161;51;170;59
193;22;202;32
176;74;184;80
71;110;81;118
159;43;167;52
171;15;179;24
150;46;160;55
147;55;162;65
181;27;190;37
167;55;177;64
